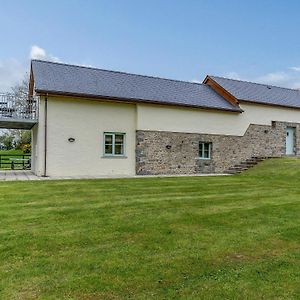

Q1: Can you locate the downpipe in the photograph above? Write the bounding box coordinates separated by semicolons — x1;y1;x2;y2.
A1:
42;94;48;177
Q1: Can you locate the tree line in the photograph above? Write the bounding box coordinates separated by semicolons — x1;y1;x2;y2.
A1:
0;130;31;152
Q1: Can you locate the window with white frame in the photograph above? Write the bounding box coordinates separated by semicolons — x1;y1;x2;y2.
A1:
104;133;125;156
199;142;211;159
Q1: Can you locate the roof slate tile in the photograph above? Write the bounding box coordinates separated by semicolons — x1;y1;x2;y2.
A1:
211;76;300;109
31;60;241;112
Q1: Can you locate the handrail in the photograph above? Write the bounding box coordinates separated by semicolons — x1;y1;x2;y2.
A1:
0;93;38;121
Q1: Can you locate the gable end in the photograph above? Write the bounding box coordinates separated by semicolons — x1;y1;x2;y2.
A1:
203;75;240;107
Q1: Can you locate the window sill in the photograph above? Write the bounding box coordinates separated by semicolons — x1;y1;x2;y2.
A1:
196;157;211;160
102;155;127;159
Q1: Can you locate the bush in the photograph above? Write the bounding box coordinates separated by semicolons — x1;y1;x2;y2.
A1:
21;144;31;153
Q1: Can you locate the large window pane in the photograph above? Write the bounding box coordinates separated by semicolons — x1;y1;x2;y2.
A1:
204;150;209;158
199;144;203;158
105;134;113;144
105;144;113;155
115;134;124;144
115;144;124;155
199;142;211;159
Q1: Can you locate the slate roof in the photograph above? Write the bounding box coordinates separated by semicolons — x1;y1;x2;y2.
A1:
31;60;241;112
210;76;300;109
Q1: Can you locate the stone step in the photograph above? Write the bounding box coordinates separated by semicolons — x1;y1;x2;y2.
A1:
239;162;257;167
250;158;264;162
251;156;270;160
236;166;254;170
228;167;248;172
232;165;251;169
226;170;242;174
245;159;259;163
225;156;273;175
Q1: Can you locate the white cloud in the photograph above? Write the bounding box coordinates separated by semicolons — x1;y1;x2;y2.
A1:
0;59;26;92
191;79;201;83
256;71;291;85
289;66;300;72
223;68;300;89
0;45;62;92
292;82;300;90
30;45;46;60
224;72;241;80
30;45;61;62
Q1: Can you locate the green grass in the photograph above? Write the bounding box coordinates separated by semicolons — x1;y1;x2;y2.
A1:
1;158;300;299
0;149;24;155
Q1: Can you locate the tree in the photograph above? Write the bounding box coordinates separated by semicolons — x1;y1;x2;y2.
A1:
9;129;31;150
0;130;31;151
0;131;15;150
10;75;29;104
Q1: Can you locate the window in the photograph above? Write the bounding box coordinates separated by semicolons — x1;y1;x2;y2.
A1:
104;133;125;156
199;142;211;159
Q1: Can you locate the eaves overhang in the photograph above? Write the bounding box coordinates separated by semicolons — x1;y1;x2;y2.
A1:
35;89;243;113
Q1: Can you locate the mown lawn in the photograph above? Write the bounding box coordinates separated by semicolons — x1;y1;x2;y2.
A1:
1;158;300;299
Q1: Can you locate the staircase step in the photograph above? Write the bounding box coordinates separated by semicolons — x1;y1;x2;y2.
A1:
245;159;259;163
251;156;268;160
238;163;257;167
228;167;248;171
226;170;242;174
225;156;272;175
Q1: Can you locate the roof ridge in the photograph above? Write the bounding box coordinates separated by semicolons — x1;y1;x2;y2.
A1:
210;75;300;93
31;59;204;87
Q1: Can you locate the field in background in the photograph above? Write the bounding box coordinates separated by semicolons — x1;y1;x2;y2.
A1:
1;158;300;299
0;149;23;155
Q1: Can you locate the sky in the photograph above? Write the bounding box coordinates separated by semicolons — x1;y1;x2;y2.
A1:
1;0;300;92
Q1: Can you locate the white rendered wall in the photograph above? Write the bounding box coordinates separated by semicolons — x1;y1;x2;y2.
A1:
36;97;136;177
136;103;300;136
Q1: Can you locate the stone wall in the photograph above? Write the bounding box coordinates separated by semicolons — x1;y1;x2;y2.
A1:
136;121;300;175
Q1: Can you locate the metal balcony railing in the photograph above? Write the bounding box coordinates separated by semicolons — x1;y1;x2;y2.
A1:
0;93;38;121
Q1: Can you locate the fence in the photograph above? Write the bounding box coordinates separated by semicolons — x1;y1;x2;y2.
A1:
0;154;31;170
